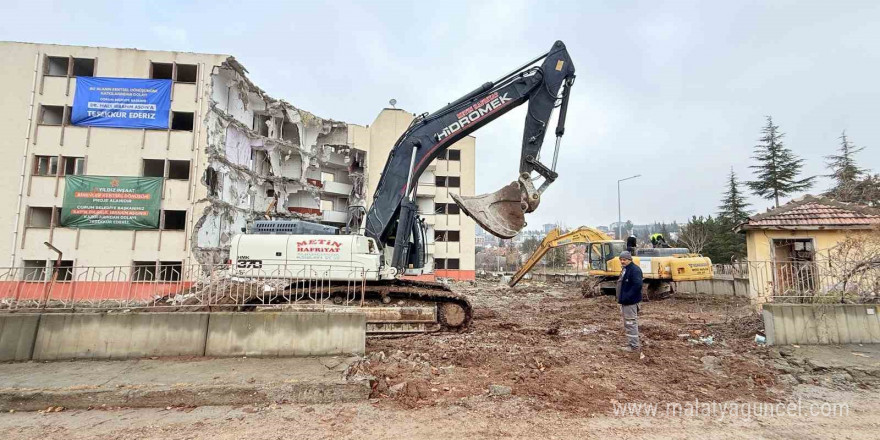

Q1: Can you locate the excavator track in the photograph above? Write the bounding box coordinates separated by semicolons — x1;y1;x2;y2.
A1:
240;279;473;335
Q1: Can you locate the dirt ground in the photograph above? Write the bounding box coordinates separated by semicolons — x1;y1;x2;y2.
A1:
355;280;782;413
2;280;879;439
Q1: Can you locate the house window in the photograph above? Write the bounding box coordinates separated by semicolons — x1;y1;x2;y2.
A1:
72;58;95;77
34;156;59;176
167;160;190;180
62;156;85;175
39;105;65;125
158;261;182;281
45;56;69;77
52;260;74;282
162;210;187;230
171;112;194;131
142;159;165;177
22;260;47;281
132;261;156;282
27;207;54;228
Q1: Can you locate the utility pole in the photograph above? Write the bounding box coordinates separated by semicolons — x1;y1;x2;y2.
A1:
617;174;641;239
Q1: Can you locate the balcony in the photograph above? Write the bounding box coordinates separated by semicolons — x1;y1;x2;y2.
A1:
415;184;436;197
323;180;353;196
322;210;349;224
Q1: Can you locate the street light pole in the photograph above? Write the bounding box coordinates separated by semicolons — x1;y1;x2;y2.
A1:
617;174;641;239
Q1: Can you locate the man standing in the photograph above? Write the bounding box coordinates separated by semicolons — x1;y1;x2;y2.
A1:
616;251;643;352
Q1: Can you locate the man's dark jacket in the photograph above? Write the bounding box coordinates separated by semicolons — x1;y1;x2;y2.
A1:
618;263;643;306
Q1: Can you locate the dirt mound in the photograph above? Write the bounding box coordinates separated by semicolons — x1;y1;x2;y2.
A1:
358;281;783;414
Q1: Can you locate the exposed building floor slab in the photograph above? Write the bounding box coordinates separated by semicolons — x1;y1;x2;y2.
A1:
0;356;369;411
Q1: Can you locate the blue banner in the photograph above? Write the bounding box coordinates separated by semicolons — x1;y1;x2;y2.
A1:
71;77;172;129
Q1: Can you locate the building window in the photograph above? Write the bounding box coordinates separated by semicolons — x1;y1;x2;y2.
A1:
434;203;460;215
151;62;197;83
39;105;65;125
167;160;190;180
34;156;59;176
27;206;57;228
22;260;47;281
446;258;460;269
253;114;270;136
436;176;460;187
171;112;194;131
434;230;460;242
45;56;69;76
435;258;445;270
162;210;187;230
72;58;95;77
150;62;174;80
45;56;95;77
132;261;156;282
175;64;198;83
142;159;165;177
158;261;182;281
437;150;462;161
321;171;335;183
52;260;74;282
62;156;85;175
321;199;334;211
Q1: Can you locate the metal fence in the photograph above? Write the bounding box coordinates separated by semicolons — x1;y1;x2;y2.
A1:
0;263;370;312
742;259;879;304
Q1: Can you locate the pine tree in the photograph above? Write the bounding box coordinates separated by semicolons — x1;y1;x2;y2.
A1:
824;131;866;202
747;116;815;207
718;169;752;224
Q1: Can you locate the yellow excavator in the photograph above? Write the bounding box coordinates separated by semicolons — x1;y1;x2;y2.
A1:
509;226;713;297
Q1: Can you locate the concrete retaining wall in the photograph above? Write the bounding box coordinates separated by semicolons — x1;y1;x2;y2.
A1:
0;314;41;361
673;278;750;297
33;313;210;360
0;312;365;362
206;312;365;357
763;304;880;345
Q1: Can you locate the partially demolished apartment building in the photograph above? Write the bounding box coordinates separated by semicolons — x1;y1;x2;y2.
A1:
0;42;476;282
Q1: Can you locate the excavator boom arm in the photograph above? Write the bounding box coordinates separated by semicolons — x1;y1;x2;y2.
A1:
364;41;576;271
509;226;613;286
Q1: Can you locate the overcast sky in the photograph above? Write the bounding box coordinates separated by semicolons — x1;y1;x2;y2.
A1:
3;0;878;229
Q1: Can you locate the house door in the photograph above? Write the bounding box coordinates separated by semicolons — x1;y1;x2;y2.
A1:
771;238;817;299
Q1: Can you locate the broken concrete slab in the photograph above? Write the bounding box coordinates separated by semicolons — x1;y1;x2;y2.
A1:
0;357;369;411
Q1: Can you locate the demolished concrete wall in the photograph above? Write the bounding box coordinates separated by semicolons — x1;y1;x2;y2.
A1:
192;57;366;265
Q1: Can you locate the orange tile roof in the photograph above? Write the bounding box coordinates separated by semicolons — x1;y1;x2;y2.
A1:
737;195;880;230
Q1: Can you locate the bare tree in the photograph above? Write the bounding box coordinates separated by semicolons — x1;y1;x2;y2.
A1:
678;216;711;254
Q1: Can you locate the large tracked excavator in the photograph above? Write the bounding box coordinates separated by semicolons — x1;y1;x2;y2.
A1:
227;41;576;333
509;226;713;298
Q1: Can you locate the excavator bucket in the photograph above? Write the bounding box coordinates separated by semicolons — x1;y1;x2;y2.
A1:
451;181;526;239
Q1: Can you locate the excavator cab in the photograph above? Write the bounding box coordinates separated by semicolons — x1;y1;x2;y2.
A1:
586;241;627;275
